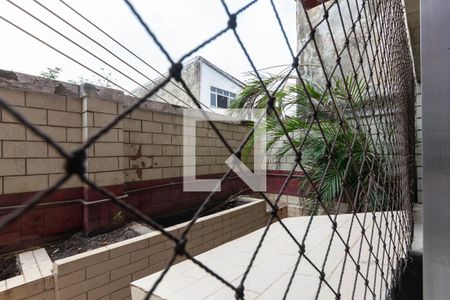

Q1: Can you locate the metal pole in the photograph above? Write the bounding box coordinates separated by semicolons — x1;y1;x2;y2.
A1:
422;0;450;298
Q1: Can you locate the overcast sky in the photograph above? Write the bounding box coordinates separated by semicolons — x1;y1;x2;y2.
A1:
0;0;297;93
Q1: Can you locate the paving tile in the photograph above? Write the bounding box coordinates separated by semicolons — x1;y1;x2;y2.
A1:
130;213;399;300
206;286;258;300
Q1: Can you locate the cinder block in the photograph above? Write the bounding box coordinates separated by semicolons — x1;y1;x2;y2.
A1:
3;141;47;158
117;129;124;143
123;132;130;143
141;145;162;156
68;294;87;300
171;156;183;167
57;272;109;299
124;144;139;156
142;168;162;180
48;143;82;158
87;157;119;172
129;132;153;145
162;145;181;156
3;174;48;194
27;158;65;175
85;97;117;114
172;116;184;125
26;92;66;111
94;143;123;157
152;157;171;168
148;257;170;275
131;109;152;121
27;126;66;142
110;258;148;281
0;88;25;106
67;97;82;112
4;277;45;299
210;165;223;174
67;128;83;143
94;112;121;128
123;119;141;132
94;171;124;186
130;156;152;169
203;156;216;165
110;286;130;300
122;157;130;169
196;165;210;175
171;135;183;145
142;121;163;133
88;128;119;143
0;123;26;140
107;236;148;259
196;127;208;137
23;289;55;300
83;112;94;127
196;147;210;156
152;133;171;145
148;249;171;266
57;269;86;289
0;159;25;176
130;243;164;263
48;111;81;128
2;106;47;125
55;248;110;277
86;254;130;279
163;123;181;135
152;112;172;123
162;167;181;178
124;169;140;182
87;274;131;300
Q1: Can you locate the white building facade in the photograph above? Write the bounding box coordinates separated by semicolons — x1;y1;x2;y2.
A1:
133;56;243;114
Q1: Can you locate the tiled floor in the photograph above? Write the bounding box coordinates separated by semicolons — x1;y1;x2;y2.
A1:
131;212;408;300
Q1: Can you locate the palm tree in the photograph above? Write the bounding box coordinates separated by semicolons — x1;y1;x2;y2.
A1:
230;73;388;213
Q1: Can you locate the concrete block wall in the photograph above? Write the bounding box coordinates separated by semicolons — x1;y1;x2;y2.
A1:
53;199;266;300
0;248;54;300
119;97;253;227
122;112;248;185
0;84;85;253
0;87;83;192
81;94;125;234
415;84;422;203
0;71;286;253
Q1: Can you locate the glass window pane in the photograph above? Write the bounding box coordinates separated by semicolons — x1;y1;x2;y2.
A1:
217;95;228;108
224;91;229;96
210;93;216;106
211;86;216;92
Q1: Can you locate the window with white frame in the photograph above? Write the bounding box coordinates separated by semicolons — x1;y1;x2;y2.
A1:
210;86;236;108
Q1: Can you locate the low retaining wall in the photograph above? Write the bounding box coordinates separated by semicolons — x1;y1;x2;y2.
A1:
0;199;266;299
0;71;301;254
50;199;265;300
0;248;53;300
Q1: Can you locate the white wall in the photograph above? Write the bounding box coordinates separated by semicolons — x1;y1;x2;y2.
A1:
199;61;242;114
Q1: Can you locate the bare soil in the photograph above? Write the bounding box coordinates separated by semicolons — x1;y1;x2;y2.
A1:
45;223;150;261
0;254;20;281
45;199;248;262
